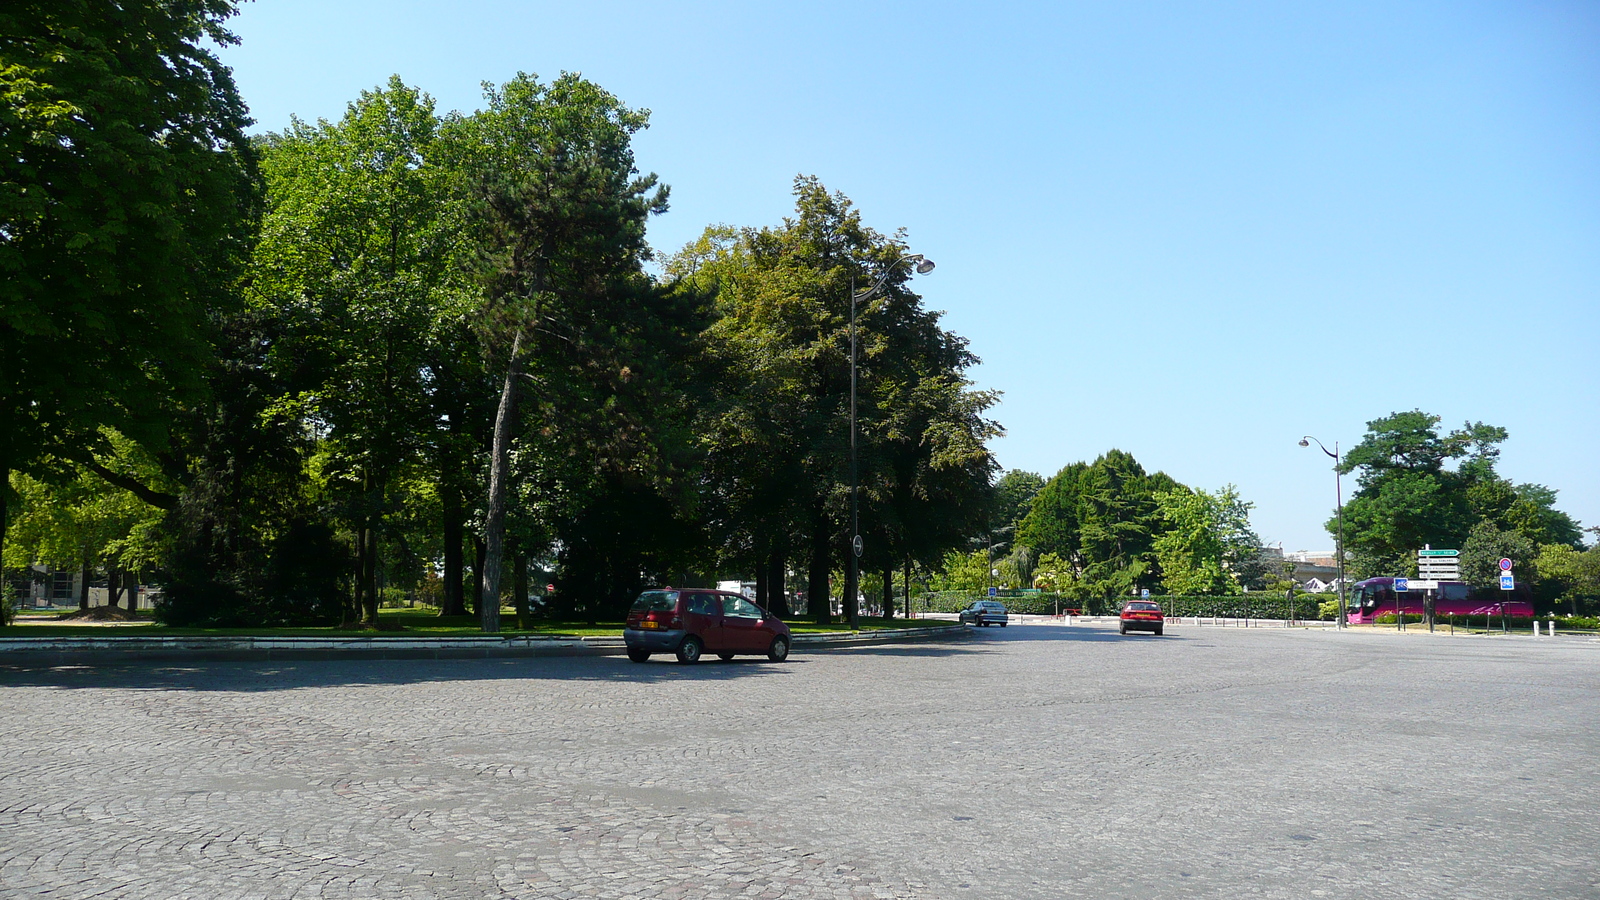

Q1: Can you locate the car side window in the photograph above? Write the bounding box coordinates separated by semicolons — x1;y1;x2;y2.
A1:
687;593;716;616
723;595;761;618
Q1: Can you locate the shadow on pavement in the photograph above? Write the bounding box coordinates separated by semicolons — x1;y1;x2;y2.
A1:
0;637;991;692
947;622;1185;644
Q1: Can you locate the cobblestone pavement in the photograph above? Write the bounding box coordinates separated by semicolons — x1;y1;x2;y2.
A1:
2;624;1597;899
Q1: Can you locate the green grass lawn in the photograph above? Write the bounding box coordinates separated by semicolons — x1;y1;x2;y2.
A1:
3;607;955;638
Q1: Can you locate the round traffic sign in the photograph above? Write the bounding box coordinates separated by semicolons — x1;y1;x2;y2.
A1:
852;535;863;558
1498;558;1513;571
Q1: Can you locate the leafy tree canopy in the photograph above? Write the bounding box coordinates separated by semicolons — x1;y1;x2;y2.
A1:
0;0;258;481
1334;411;1582;580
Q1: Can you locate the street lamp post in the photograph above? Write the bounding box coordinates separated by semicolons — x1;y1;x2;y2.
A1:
847;253;935;630
1299;436;1346;629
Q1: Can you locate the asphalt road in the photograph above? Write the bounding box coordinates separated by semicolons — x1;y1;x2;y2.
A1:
2;622;1595;899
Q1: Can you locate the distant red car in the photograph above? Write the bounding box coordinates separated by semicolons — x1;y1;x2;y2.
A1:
1119;600;1164;636
624;589;791;664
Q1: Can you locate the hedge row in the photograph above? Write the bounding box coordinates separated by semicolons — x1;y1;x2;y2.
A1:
915;591;1328;619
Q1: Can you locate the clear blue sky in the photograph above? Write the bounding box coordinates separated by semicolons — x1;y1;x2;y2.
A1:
219;0;1599;553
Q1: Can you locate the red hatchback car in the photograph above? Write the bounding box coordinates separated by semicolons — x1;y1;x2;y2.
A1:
624;589;792;664
1119;599;1165;636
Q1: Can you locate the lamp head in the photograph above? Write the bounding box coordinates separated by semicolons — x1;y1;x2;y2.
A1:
915;257;935;274
1298;439;1309;447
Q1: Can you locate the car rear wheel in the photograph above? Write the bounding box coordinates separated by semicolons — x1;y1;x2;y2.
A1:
1119;623;1127;634
1000;621;1007;627
717;652;735;661
1155;625;1164;636
627;648;650;663
767;636;790;662
676;635;703;664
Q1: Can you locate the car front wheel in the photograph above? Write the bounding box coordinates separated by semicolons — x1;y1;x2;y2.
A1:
676;635;703;664
767;636;790;662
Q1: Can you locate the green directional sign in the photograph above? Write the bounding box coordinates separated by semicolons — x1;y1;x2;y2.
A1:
1418;549;1459;557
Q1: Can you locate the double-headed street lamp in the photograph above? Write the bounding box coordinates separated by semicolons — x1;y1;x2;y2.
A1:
846;253;935;629
1299;435;1346;629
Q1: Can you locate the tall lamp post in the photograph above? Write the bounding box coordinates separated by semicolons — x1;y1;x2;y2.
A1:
847;253;935;630
1299;436;1346;629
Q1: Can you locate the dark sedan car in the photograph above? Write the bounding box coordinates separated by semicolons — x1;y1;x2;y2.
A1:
958;600;1009;627
624;589;791;664
1119;600;1164;635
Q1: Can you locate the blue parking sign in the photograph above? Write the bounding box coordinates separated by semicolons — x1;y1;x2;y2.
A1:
1394;577;1409;592
988;586;998;597
1499;574;1515;591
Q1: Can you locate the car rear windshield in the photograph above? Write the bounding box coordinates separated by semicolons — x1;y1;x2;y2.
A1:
1127;602;1160;611
630;591;678;612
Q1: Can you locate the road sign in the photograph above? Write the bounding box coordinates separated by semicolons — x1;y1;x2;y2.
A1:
1394;577;1409;592
1500;574;1515;591
1499;558;1513;571
1407;580;1439;590
1141;589;1150;599
852;535;863;558
987;586;998;597
1418;549;1459;557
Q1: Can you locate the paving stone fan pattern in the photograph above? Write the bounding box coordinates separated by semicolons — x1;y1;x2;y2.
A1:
2;625;1597;899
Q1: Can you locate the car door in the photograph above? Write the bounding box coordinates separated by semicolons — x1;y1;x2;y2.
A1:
720;594;769;651
684;592;724;650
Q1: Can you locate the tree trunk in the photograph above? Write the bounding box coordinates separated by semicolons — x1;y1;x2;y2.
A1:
903;556;913;619
471;536;485;615
882;564;894;619
755;562;768;614
351;519;368;626
768;551;787;618
513;549;530;630
361;523;379;624
79;558;90;611
479;330;523;633
107;569;121;610
807;507;831;624
440;473;465;617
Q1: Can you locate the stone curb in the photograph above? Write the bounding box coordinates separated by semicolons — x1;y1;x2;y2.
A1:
0;624;969;666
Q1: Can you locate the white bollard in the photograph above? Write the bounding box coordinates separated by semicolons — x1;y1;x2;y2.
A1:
1534;621;1541;637
1550;619;1556;636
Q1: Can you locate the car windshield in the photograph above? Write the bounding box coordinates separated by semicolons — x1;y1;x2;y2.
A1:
1127;602;1160;611
630;591;678;612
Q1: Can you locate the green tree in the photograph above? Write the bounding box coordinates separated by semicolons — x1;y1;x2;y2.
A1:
0;0;258;560
5;450;167;612
671;178;997;624
250;77;463;625
455;72;670;631
1335;411;1508;578
1534;541;1600;614
1017;462;1089;570
989;469;1043;541
928;549;990;591
1152;484;1259;595
1459;520;1537;587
